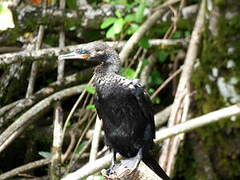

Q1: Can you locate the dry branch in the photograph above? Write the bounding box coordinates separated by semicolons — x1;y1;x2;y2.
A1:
89;116;102;162
0;85;84;153
0;69;91;125
155;104;240;142
50;0;66;178
0;39;187;68
0;158;51;180
159;0;206;176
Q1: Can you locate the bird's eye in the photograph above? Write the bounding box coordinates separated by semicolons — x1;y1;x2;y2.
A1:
76;49;88;54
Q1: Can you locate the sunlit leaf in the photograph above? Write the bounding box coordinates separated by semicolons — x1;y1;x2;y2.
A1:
115;10;122;18
113;18;124;34
125;14;136;23
126;23;139;35
86;104;96;111
38;151;52;159
135;2;146;23
101;17;116;29
121;68;136;79
106;26;116;38
0;4;15;31
81;84;96;94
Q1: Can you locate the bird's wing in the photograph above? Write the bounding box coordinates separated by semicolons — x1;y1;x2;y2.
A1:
94;94;104;120
129;80;156;139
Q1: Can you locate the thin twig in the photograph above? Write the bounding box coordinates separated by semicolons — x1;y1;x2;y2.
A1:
150;66;183;100
89;116;102;162
62;78;94;140
67;113;96;173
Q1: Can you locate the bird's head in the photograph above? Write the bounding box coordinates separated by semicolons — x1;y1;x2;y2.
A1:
58;41;119;65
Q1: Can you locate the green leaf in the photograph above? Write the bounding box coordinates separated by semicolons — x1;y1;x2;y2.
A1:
113;18;124;34
157;51;169;63
149;70;163;86
76;141;87;153
86;104;96;111
142;59;149;66
153;97;161;104
125;14;136;23
66;0;76;9
138;37;149;49
101;17;116;29
135;2;146;23
115;10;122;18
172;31;181;38
126;23;139;35
121;68;136;79
38;151;52;159
81;84;96;94
106;26;116;38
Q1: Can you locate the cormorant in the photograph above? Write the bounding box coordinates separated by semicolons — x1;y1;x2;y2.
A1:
59;41;170;180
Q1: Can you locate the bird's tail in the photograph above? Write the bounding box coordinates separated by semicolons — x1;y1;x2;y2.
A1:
142;153;171;180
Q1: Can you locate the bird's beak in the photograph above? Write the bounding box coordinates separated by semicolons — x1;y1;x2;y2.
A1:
58;51;90;61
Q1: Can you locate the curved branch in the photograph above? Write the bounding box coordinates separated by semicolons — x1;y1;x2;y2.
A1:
0;85;84;153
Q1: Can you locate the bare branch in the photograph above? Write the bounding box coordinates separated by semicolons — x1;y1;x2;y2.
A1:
0;85;84;153
159;0;206;176
155;104;240;143
89;116;102;162
0;158;51;180
0;69;91;125
0;39;187;68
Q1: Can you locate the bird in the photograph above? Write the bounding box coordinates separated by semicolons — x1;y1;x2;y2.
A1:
58;41;170;180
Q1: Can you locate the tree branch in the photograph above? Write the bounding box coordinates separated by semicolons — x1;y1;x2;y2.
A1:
0;85;84;153
0;39;187;68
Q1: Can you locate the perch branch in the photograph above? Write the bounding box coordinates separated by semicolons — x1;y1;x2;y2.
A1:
0;85;84;153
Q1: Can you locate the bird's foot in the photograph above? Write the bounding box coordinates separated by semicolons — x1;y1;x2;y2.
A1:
120;149;143;170
106;163;121;175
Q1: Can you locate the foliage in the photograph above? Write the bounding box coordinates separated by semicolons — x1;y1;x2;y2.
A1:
100;1;146;38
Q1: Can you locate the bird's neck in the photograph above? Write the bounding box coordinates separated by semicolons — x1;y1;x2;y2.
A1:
94;55;121;77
